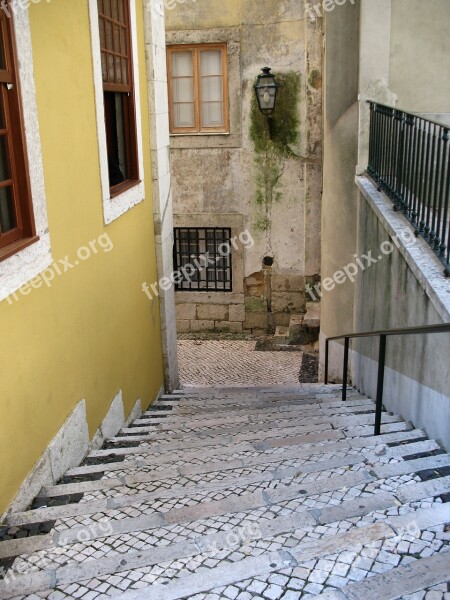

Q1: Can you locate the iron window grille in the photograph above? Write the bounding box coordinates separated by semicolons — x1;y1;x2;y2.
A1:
173;227;233;291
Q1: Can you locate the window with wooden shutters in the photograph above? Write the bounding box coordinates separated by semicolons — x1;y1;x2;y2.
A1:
97;0;139;195
167;44;229;134
0;10;36;259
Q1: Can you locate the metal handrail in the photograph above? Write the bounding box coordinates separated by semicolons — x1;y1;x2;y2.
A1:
324;323;450;436
367;102;450;276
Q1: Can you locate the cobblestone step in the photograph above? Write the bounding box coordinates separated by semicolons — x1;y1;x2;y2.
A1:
7;436;435;528
140;394;369;420
61;428;426;482
91;413;404;459
34;439;439;503
115;410;401;447
314;550;450;600
1;385;448;600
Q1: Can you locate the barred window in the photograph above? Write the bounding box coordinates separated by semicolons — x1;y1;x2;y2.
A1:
173;227;232;291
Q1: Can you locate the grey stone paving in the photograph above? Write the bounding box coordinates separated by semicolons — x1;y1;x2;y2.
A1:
178;340;302;386
0;385;449;600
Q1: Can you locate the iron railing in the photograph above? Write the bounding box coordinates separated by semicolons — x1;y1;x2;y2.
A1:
324;323;450;436
367;102;450;276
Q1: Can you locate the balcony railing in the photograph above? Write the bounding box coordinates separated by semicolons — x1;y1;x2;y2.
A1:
367;102;450;276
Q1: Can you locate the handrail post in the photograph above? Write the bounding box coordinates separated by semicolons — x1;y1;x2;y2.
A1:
342;337;349;401
374;334;387;435
325;339;329;384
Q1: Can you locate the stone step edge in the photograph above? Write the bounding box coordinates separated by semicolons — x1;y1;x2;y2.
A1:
37;438;440;501
153;392;365;412
315;549;450;600
9;431;428;525
3;500;450;600
113;411;400;446
63;428;425;478
2;455;449;561
133;400;376;430
139;395;372;422
89;416;405;459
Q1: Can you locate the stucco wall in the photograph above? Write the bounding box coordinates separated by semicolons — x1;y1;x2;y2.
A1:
165;0;323;332
0;0;164;515
389;0;450;117
320;0;360;379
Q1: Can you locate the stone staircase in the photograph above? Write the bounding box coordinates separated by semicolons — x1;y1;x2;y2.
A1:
0;384;449;600
274;303;320;347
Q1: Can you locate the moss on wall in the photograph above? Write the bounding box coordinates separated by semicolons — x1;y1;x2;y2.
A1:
249;71;301;231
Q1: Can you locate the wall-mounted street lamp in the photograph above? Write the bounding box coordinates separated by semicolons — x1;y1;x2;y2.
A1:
254;67;279;117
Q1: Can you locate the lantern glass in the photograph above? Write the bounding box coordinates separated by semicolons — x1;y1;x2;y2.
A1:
254;67;279;116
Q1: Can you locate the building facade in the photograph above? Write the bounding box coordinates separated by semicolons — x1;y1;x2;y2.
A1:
321;0;450;449
0;0;177;518
165;0;323;334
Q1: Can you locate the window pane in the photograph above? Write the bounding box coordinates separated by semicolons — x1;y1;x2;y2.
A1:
172;52;193;78
101;54;107;81
0;94;5;130
118;0;125;24
173;103;195;128
120;27;127;56
104;0;111;17
122;58;128;85
173;77;194;103
200;50;222;76
202;102;223;128
201;75;222;102
108;54;115;81
0;186;15;233
104;92;129;186
113;24;120;54
114;93;127;180
105;21;113;51
99;19;106;49
111;0;119;21
0;135;10;182
115;55;122;84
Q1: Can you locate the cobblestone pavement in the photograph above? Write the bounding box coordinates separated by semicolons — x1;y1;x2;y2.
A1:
177;340;302;386
1;385;449;600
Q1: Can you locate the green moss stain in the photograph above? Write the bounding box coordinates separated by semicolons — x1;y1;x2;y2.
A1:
308;69;322;90
244;297;267;313
249;71;301;232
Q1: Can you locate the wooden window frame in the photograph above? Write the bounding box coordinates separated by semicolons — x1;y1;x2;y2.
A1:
167;43;229;135
0;9;37;261
97;0;139;197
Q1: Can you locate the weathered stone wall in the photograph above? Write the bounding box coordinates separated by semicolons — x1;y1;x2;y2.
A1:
166;0;323;333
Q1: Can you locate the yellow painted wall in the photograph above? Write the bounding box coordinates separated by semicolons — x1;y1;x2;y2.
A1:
0;0;164;513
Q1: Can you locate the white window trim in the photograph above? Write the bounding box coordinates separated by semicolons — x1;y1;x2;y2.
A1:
0;8;52;304
89;0;145;225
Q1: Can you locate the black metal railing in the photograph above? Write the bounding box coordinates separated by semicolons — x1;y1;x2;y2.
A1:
367;102;450;276
324;323;450;436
